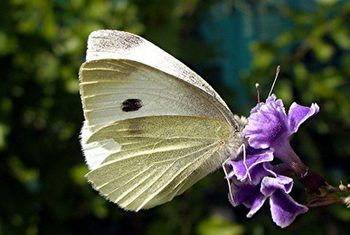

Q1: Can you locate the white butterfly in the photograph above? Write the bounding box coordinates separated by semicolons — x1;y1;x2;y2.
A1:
79;30;245;211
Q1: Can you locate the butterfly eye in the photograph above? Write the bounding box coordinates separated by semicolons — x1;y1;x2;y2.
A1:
121;98;143;112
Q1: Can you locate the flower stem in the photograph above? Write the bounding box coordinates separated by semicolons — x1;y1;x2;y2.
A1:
299;169;328;195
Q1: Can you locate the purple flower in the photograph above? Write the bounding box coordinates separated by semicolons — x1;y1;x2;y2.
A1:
227;147;274;184
225;94;318;228
243;95;319;150
242;94;319;176
226;147;308;228
229;180;266;218
261;176;308;228
229;175;308;228
226;148;274;218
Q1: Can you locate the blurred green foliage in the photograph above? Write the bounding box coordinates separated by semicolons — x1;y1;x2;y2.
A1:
0;0;350;234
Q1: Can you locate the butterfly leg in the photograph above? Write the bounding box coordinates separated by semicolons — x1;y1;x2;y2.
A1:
222;143;252;203
222;143;246;203
222;157;234;203
240;144;252;182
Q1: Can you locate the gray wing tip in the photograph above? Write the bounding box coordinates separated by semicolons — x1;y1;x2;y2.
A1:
89;29;136;39
86;29;145;61
88;29;143;47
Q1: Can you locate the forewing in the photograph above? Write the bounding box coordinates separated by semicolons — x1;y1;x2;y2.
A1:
80;59;236;131
86;30;232;112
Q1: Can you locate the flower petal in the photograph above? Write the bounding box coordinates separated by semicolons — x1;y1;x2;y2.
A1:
269;190;308;228
243;95;289;149
248;163;276;185
229;182;267;218
260;175;294;196
230;149;273;182
230;183;259;206
288;102;319;134
247;193;267;218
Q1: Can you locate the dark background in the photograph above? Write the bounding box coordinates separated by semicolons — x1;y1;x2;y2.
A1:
1;0;350;234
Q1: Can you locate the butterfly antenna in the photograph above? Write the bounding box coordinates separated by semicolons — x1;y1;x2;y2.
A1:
268;65;281;97
222;158;234;202
255;83;260;103
241;144;252;182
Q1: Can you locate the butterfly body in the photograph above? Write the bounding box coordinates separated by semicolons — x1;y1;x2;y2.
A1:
79;30;244;211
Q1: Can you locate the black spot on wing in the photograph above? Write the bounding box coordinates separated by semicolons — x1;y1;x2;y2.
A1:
122;99;143;112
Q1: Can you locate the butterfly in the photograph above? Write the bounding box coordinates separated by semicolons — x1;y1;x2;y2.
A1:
79;30;245;211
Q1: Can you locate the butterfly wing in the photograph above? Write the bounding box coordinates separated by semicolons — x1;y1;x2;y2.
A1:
79;30;244;211
80;59;235;132
86;30;233;115
85;115;233;211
